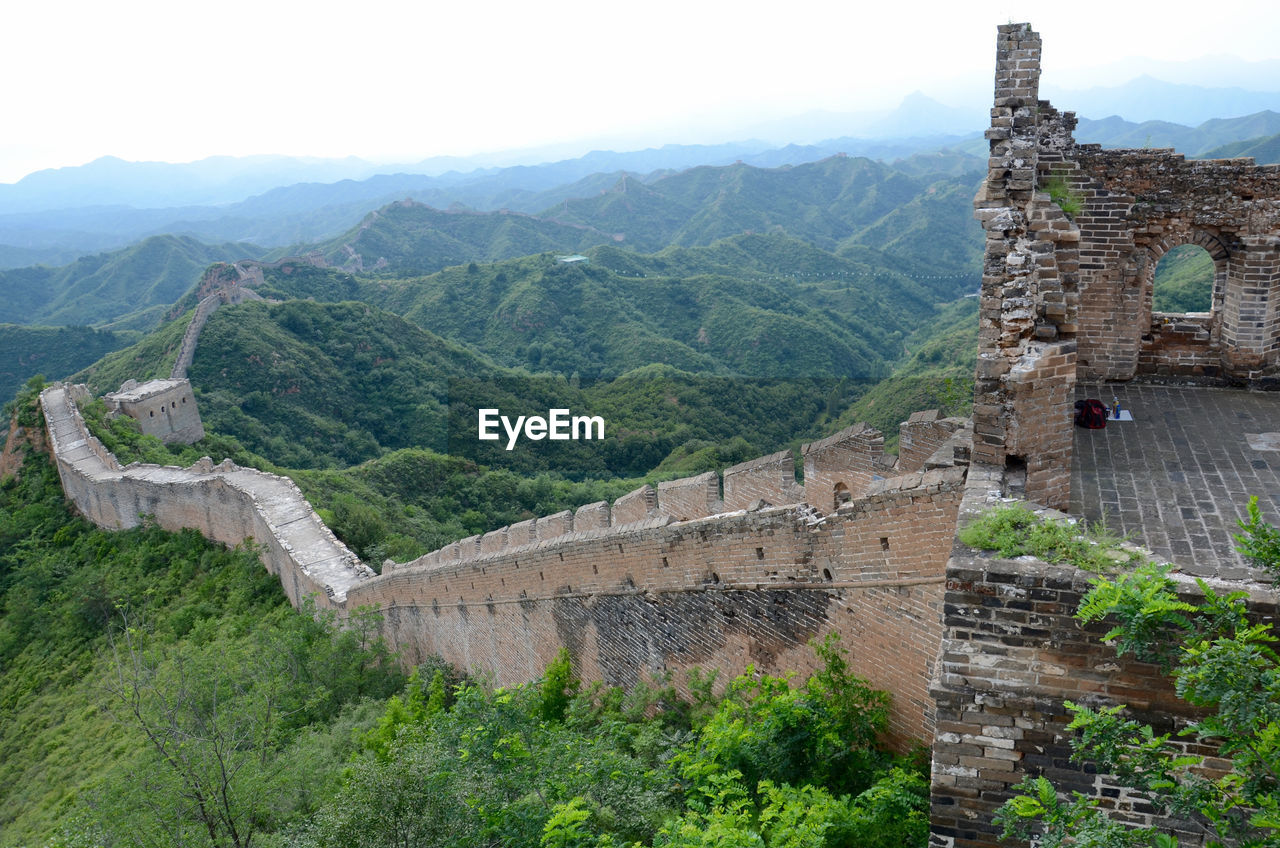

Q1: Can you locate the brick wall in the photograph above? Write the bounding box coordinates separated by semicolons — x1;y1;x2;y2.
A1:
346;466;967;748
899;411;966;474
611;484;659;525
929;537;1271;847
723;449;801;510
971;24;1079;511
1139;313;1220;379
656;471;722;520
802;422;891;509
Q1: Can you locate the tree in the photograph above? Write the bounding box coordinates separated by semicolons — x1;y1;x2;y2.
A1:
98;617;299;848
996;500;1280;847
95;605;402;848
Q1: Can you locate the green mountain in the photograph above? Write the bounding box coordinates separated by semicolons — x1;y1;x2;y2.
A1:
314;157;982;279
835;298;978;443
538;156;973;257
252;233;965;385
315;202;612;275
0;325;136;401
1153;244;1215;312
79;299;861;479
0;235;265;329
1075;110;1280;156
1200;132;1280;164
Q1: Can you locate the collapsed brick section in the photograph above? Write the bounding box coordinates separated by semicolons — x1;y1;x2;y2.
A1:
973;20;1280;511
971;23;1080;512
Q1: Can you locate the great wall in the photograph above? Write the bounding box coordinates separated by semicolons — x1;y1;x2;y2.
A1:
14;22;1280;847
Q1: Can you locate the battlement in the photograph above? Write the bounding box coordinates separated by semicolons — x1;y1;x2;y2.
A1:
388;412;970;575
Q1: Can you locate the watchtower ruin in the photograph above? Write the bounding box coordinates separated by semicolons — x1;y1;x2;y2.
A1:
972;22;1280;512
104;378;204;444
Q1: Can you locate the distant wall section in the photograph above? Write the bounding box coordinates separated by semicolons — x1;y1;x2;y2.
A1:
41;383;368;609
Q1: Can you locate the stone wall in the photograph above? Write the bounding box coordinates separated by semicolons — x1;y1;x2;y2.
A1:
40;383;368;609
974;25;1280;393
927;459;1271;847
347;464;967;748
970;23;1079;511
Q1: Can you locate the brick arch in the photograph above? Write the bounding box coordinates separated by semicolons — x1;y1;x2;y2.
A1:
1142;229;1232;317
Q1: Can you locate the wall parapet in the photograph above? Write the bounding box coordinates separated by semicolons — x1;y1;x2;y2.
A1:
348;461;968;746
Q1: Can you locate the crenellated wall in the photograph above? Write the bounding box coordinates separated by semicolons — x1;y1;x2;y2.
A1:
41;377;969;748
349;464;968;747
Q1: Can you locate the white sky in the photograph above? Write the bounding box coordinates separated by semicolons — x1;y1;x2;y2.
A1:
3;0;1278;184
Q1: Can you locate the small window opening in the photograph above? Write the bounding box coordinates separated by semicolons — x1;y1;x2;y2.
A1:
880;537;890;551
834;482;851;510
822;568;833;581
755;547;765;559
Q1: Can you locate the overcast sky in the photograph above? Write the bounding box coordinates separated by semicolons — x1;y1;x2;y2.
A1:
3;0;1278;184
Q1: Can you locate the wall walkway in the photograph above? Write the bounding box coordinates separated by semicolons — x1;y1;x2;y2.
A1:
40;383;369;608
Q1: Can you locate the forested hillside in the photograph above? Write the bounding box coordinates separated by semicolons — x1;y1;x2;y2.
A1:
0;414;929;846
320;156;982;277
77;299;863;479
0;234;263;329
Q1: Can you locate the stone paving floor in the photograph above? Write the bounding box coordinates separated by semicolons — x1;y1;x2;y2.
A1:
1071;384;1280;580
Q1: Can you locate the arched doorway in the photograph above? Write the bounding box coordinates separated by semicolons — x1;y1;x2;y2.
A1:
1153;244;1214;313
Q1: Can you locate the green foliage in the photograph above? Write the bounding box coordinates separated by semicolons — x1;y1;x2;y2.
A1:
1153;244;1214;313
1236;496;1280;577
540;647;581;722
1043;173;1084;218
0;324;134;401
834;298;977;446
958;504;1138;571
0;447;402;846
998;504;1280;847
296;636;921;848
676;637;890;802
73;305;192;392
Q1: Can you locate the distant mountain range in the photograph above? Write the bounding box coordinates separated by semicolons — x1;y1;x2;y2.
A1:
3;72;1279;271
1048;76;1280;126
1076;111;1280;156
